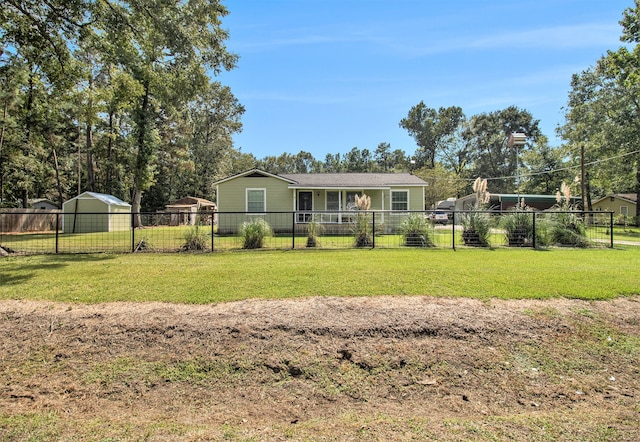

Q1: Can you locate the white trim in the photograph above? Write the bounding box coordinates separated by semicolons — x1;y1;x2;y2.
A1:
390;189;410;212
213;168;297;186
246;188;266;213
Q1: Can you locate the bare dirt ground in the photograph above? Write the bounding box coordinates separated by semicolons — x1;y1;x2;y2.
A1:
1;296;639;441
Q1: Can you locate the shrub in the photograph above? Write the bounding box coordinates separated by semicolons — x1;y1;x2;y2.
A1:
502;199;534;247
550;181;590;248
306;219;323;247
351;193;373;247
399;213;434;247
183;225;210;251
461;177;491;247
239;218;272;249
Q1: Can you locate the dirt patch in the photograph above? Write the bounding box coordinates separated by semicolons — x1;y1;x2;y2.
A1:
1;296;639;440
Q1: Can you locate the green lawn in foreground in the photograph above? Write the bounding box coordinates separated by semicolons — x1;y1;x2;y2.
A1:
1;248;638;303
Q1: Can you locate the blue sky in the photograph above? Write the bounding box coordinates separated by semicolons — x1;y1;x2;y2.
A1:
218;0;631;160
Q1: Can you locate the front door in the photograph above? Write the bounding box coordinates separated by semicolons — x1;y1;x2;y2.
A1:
298;191;313;223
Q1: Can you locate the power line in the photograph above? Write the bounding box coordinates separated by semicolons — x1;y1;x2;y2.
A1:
420;148;640;183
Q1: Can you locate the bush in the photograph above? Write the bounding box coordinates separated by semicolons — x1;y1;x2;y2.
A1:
239;218;272;249
502;201;534;247
461;210;491;247
462;177;491;247
183;226;210;251
399;213;434;247
351;193;373;247
306;219;323;247
549;181;590;248
550;211;590;247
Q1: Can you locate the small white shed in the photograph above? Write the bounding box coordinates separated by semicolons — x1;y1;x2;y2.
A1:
62;192;131;233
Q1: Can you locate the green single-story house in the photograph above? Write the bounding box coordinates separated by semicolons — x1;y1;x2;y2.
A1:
213;169;428;233
592;194;637;219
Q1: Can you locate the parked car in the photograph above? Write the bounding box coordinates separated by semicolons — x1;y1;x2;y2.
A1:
427;210;449;224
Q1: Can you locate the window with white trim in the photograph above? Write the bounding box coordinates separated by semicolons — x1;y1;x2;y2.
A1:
246;188;266;213
620;206;629;216
391;190;409;211
326;191;340;211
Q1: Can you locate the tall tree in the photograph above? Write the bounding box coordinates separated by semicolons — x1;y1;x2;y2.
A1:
597;0;640;222
463;106;541;194
97;0;238;225
399;102;464;169
374;142;391;171
560;1;640;221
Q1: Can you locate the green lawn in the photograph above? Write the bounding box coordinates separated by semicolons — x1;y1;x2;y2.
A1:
1;247;638;303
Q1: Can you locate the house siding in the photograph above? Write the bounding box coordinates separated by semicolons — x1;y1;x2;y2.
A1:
214;170;428;233
217;175;294;232
592;197;637;218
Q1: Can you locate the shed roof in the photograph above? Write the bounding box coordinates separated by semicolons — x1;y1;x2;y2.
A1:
66;192;131;207
169;196;216;207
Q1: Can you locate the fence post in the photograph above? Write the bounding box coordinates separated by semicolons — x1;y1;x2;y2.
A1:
211;212;215;252
610;211;614;248
55;212;60;254
452;211;456;251
532;212;536;249
291;212;296;249
131;212;135;253
372;212;375;249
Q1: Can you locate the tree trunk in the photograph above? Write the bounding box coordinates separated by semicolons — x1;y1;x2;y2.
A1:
0;100;6;204
132;80;151;228
52;147;64;206
106;112;114;195
86;122;95;192
85;75;95;192
132;185;143;228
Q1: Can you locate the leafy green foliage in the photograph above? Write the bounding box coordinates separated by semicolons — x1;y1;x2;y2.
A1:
399;102;464;169
239;218;272;249
462;106;541;194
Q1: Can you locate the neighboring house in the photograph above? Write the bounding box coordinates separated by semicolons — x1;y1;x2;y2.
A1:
165;196;217;226
29;198;60;210
213;169;428;233
62;192;131;233
455;193;581;211
592;194;637;219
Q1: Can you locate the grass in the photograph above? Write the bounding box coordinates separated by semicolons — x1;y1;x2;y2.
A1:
1;247;639;303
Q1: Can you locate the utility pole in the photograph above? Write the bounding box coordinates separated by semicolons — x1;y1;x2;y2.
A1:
581;145;586;212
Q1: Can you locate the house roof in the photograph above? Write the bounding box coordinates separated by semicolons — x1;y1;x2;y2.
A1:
29;198;60;208
592;193;638;205
65;191;131;207
280;172;427;188
213;169;428;189
213;169;296;185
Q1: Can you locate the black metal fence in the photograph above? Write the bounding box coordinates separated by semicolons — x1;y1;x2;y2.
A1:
0;209;618;255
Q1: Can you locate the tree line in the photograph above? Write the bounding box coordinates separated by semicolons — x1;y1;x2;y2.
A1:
1;1;640;223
